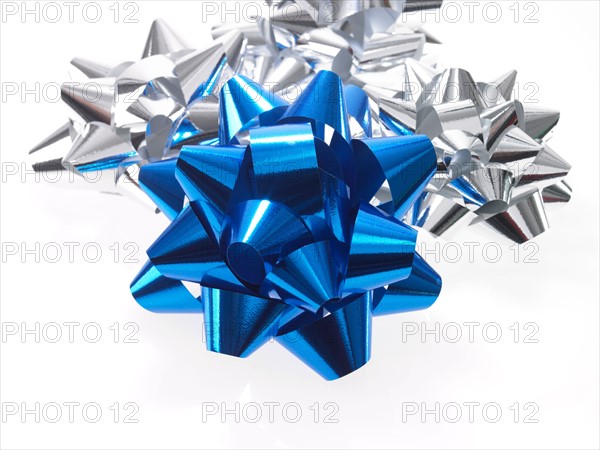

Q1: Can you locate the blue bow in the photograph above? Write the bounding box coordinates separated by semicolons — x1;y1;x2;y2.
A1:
131;70;442;380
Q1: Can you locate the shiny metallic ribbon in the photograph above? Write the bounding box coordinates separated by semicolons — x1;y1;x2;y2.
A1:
29;19;246;215
356;63;571;243
213;0;442;100
131;70;442;380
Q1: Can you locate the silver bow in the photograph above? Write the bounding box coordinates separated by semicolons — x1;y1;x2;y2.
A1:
30;19;245;208
360;62;570;243
212;0;442;102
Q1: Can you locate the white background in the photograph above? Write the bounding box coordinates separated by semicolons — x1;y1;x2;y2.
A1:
1;1;599;449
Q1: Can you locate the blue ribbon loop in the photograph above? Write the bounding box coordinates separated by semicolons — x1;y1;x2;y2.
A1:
132;70;442;380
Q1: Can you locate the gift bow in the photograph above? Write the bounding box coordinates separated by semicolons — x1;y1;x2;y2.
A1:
355;63;571;243
214;0;442;99
132;70;441;380
29;19;244;212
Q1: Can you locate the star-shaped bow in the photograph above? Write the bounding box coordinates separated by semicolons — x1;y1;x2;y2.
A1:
29;19;245;214
131;70;442;380
356;61;571;243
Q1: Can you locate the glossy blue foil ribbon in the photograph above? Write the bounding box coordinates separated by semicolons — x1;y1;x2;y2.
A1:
131;70;442;380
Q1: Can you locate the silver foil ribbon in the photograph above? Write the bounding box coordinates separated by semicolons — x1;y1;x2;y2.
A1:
362;63;571;243
30;19;246;209
213;0;442;101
